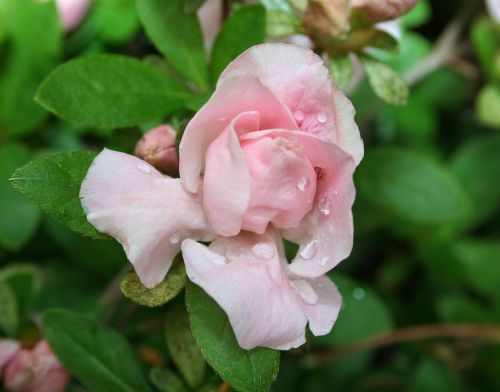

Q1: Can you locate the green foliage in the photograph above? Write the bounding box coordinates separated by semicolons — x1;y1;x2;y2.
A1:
0;144;40;250
150;368;188;392
136;0;208;90
43;309;152;392
0;0;61;136
356;147;470;225
10;151;103;238
0;264;40;320
362;56;409;106
120;262;186;307
211;4;266;82
476;84;500;129
35;55;191;128
186;283;280;392
0;281;19;337
165;304;206;389
329;56;353;90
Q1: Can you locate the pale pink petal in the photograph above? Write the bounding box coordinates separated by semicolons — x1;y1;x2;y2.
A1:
0;339;19;373
218;44;364;164
55;0;91;32
203;112;258;236
487;0;500;22
197;0;223;54
80;149;214;288
179;75;297;193
182;231;342;350
241;129;356;278
240;134;317;234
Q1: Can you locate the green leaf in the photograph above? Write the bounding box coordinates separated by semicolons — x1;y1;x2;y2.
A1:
150;368;188;392
211;4;266;82
471;18;500;81
362;57;409;106
183;0;206;13
476;84;500;129
120;262;186;307
402;0;431;28
0;144;40;250
452;240;500;300
356;148;470;225
10;151;104;239
136;0;208;90
0;264;40;320
36;54;191;128
313;274;393;346
0;281;19;337
42;309;152;392
409;358;460;392
329;56;353;90
451;134;500;228
165;305;206;389
0;0;61;136
265;10;301;37
186;282;280;392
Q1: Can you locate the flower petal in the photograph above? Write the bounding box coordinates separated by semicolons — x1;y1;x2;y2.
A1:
241;129;356;278
80;149;214;288
179;75;297;193
203;112;258;236
182;231;343;349
218;44;364;165
0;339;19;372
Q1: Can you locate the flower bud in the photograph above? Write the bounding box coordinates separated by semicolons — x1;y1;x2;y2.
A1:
304;0;351;43
351;0;417;23
55;0;91;32
134;125;179;175
0;340;19;373
3;341;70;392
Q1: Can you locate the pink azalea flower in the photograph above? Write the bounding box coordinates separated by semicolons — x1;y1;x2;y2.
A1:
0;340;20;375
55;0;91;33
80;44;364;350
2;340;70;392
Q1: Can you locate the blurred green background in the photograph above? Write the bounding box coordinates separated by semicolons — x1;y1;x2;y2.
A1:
1;0;500;391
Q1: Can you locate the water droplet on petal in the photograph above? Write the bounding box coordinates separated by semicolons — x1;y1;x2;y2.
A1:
169;232;181;244
316;112;327;124
211;255;227;266
320;256;328;266
318;197;332;215
252;242;275;260
137;163;151;174
333;188;339;195
352;287;366;301
294;110;305;123
296;177;309;191
300;240;318;260
292;280;318;305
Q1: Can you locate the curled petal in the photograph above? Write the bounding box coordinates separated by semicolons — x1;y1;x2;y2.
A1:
203;112;258;236
182;231;342;350
241;130;356;278
180;75;297;193
352;0;417;22
218;44;364;164
80;149;214;288
197;0;223;54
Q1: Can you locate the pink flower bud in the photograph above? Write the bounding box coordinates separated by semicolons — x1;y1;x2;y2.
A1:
55;0;91;32
352;0;417;23
0;340;20;374
134;125;179;175
197;0;223;54
3;341;70;392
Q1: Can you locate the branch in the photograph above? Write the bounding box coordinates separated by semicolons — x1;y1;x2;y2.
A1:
304;324;500;367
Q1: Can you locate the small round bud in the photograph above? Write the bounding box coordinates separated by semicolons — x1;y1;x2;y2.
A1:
134;125;179;175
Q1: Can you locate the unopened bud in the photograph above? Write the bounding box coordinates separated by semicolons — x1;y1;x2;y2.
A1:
351;0;417;23
134;125;179;175
55;0;92;32
304;0;351;43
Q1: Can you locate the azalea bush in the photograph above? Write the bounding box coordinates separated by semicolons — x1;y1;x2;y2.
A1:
1;0;500;391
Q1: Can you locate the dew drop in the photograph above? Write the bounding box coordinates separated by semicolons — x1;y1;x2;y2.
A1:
296;176;309;191
169;232;181;244
352;287;366;301
211;255;227;266
292;280;318;305
137;163;151;174
318;197;332;216
252;242;275;260
294;110;305;123
300;240;318;260
333;188;339;195
320;256;328;266
316;112;327;124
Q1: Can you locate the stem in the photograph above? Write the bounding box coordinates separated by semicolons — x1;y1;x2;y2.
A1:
403;0;478;86
98;265;129;324
304;324;500;366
